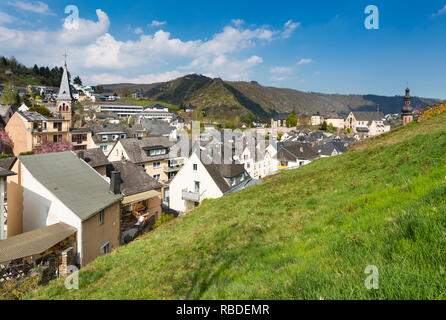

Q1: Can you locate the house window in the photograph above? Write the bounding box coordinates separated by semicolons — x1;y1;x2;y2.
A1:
153;162;161;169
100;241;110;255
120;134;126;139
231;177;236;186
149;148;167;156
99;210;104;226
102;135;108;142
194;181;200;193
112;134;119;141
153;174;161;180
101;145;108;152
193;164;198;171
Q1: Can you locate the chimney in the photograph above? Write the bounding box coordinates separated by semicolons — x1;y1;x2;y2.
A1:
110;171;121;195
77;150;85;159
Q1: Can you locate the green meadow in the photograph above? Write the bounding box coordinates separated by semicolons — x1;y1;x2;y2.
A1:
27;113;446;300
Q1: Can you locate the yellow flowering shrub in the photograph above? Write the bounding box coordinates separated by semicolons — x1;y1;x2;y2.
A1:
417;104;446;123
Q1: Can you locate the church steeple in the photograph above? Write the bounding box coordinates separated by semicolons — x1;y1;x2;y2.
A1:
404;86;411;105
57;62;74;101
401;86;414;126
56;52;74;125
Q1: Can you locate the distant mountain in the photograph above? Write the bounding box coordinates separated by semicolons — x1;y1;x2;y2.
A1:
101;74;441;119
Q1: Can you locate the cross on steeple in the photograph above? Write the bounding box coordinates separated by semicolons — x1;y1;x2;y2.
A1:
63;50;68;66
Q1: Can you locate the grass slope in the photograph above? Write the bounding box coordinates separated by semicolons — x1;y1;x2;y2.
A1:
28;114;446;300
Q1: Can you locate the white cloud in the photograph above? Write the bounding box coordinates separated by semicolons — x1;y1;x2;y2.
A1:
432;5;446;17
271;76;286;81
0;9;292;85
281;20;301;39
134;27;143;35
8;1;55;15
86;70;185;85
231;19;244;27
61;9;110;44
297;58;312;65
150;20;167;27
0;10;15;24
270;66;293;74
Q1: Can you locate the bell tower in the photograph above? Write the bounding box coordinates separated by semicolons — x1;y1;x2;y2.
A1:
56;52;74;125
401;86;414;125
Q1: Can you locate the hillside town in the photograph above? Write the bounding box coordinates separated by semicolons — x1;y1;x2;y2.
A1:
0;60;419;285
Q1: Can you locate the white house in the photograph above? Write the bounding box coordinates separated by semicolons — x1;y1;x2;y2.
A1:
169;152;262;213
345;111;390;137
237;142;279;179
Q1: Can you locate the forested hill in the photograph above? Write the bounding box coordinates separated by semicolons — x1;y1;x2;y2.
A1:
0;56;65;87
102;74;440;119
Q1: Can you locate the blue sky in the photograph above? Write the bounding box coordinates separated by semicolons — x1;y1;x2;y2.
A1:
1;0;446;99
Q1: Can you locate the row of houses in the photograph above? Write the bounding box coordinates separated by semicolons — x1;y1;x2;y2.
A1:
272;110;391;138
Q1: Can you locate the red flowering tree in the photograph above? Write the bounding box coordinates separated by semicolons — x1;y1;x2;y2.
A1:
35;138;73;154
0;128;13;155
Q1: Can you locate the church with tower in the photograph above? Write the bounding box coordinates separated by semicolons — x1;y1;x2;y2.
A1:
401;86;414;125
56;59;74;126
5;54;93;155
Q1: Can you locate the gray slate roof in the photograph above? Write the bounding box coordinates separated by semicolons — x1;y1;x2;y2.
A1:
19;152;122;221
75;148;109;168
0;222;76;263
139;119;172;136
109;161;164;196
203;163;246;193
118;136;175;164
278;142;320;162
352;111;385;122
0;157;17;170
88;123;132;144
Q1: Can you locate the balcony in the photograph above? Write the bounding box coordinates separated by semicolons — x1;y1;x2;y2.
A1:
182;189;200;202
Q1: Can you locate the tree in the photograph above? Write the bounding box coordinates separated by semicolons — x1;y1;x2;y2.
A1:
22;94;31;107
286;112;298;127
29;106;54;118
0;128;13;155
321;121;328;131
35;138;73;154
1;85;19;106
94;85;104;94
73;76;83;86
128;115;135;126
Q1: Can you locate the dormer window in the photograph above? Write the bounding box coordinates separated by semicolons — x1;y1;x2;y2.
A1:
102;135;108;142
148;148;167;156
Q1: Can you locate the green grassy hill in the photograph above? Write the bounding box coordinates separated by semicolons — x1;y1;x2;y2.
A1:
27;113;446;300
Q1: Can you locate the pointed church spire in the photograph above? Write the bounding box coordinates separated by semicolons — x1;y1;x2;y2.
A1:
57;53;74;101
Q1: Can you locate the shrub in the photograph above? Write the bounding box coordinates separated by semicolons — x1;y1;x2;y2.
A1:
152;213;175;230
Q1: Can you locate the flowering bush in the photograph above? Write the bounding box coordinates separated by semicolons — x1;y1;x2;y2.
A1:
34;138;73;154
417;104;446;123
0;128;13;155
